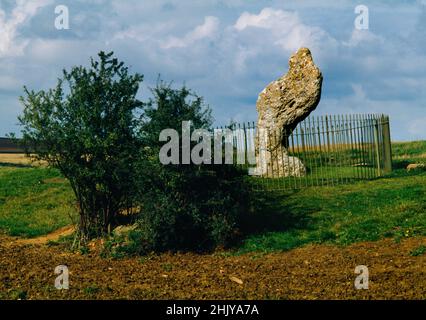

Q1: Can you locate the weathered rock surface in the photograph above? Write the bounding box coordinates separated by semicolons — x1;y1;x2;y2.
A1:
254;47;322;177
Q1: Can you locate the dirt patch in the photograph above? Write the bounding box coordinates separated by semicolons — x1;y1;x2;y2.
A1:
42;177;68;184
12;226;75;246
0;235;425;300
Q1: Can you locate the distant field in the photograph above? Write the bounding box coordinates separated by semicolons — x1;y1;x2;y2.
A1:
0;137;24;154
0;153;47;167
0;154;32;165
392;140;426;161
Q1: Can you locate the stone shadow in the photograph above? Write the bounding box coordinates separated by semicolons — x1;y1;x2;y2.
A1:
239;189;320;236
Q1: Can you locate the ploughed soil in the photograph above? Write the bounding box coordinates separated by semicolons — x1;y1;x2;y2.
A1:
0;234;425;300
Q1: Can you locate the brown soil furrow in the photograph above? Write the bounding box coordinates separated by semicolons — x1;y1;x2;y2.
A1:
0;235;425;299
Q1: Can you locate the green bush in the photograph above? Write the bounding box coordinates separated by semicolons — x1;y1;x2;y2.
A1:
17;51;251;253
131;82;250;254
134;164;248;254
18;52;144;241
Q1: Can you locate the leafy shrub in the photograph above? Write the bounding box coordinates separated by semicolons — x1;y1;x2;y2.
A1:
17;52;250;253
18;52;144;242
134;164;248;253
131;82;250;254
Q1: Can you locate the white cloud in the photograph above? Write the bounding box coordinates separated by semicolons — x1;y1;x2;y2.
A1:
317;83;426;142
235;8;300;30
161;16;220;49
0;1;425;141
343;29;384;47
234;8;337;53
0;0;52;58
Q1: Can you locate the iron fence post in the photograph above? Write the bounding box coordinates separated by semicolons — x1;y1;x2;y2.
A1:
381;115;393;174
373;118;382;176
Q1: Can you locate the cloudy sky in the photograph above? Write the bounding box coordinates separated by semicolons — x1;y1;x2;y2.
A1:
0;0;425;141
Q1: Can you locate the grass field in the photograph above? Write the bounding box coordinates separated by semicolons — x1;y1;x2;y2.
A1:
239;141;426;252
249;166;378;191
0;164;76;237
392;140;426;162
0;142;425;300
240;172;426;253
0;141;425;252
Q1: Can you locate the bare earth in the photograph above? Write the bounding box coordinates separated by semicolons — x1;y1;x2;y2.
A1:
0;234;425;300
13;226;76;246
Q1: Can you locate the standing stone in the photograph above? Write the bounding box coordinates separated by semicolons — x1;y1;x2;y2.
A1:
254;48;323;177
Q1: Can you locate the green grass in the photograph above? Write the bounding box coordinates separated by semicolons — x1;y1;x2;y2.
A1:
239;173;426;253
391;140;426;173
410;245;426;257
249;166;378;190
293;147;376;168
392;140;426;159
0;140;424;254
238;140;426;253
0;165;76;237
